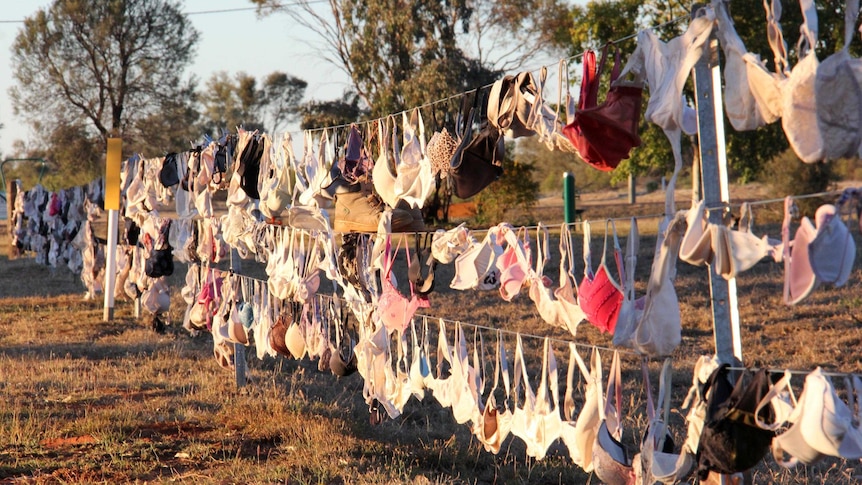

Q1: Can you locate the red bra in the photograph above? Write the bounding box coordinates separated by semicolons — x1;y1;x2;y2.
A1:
578;221;625;334
562;46;643;172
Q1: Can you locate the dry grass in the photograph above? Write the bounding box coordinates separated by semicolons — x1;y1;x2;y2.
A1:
2;183;862;484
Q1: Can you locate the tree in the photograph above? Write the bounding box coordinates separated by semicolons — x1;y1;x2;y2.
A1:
198;71;307;136
10;0;199;158
250;0;570;117
300;91;366;130
567;0;855;184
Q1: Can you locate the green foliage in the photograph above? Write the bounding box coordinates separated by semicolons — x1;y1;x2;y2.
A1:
472;159;540;226
300;92;366;130
515;137;613;195
199;71;306;136
10;0;199;161
762;151;837;217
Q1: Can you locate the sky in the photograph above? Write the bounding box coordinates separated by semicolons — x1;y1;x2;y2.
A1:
0;1;352;157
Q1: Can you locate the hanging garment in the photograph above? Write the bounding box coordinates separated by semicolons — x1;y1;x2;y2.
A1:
260;132;294;219
808;204;856;287
696;365;778;479
509;335;561;460
377;235;430;334
578;221;624;334
372;117;400;209
592;350;634;485
449;323;482;425
816;0;862;159
496;224;531;302
426;319;457;409
396;109;436;208
558;344;590;467
431;223;472;264
450;230;502;291
781;0;823;163
711;202;781;280
764;368;862;466
713;0;767;131
744;0;789;124
528;223;561;326
618;8;715;211
563;45;644;171
782;197;819;305
635;359;695;484
473;330;514;454
554;223;588;336
355;316;401;420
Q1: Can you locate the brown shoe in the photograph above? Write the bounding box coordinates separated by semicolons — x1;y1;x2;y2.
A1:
333;191;413;233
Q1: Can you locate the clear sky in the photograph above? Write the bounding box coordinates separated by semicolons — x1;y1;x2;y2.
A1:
0;0;352;157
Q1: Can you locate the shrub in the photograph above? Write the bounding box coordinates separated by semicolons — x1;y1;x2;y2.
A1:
762;150;837;217
472;160;539;226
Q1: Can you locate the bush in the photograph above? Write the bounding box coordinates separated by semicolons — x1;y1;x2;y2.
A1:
472;160;539;226
762;150;837;217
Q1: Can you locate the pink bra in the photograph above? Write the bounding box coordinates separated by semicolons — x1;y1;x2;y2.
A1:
579;220;625;334
378;235;429;333
496;224;531;301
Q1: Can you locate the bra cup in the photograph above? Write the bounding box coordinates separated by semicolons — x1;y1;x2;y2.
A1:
431;224;471;264
372;118;399;208
680;200;713;266
809;205;856;286
633;212;686;357
450;242;481;290
579;265;624;334
724;228;771;277
574;348;602;473
555;276;588;336
786;217;819;304
450;232;500;291
498;245;528;301
396;109;434;208
579;222;625;334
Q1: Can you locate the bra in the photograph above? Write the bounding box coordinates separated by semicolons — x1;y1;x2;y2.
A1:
496;224;531;301
450;230;501;291
592;350;634;485
808;203;856;287
431;223;471;264
579;220;625;334
782;197;818;305
426;318;456;409
714;0;766;131
407;318;430;400
449;322;481;425
554;223;587;336
781;0;823;163
377;235;430;334
630;212;687;357
354;315;400;420
510;334;560;460
636;359;694;484
572;346;603;472
527;223;559;326
395;109;435;208
372;117;400;209
474;329;513;454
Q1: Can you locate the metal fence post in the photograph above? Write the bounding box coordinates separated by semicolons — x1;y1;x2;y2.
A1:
692;8;742;366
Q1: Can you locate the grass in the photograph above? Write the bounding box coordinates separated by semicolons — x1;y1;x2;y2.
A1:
2;186;862;483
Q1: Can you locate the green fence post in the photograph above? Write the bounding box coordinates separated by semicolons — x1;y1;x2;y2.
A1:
563;172;576;224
